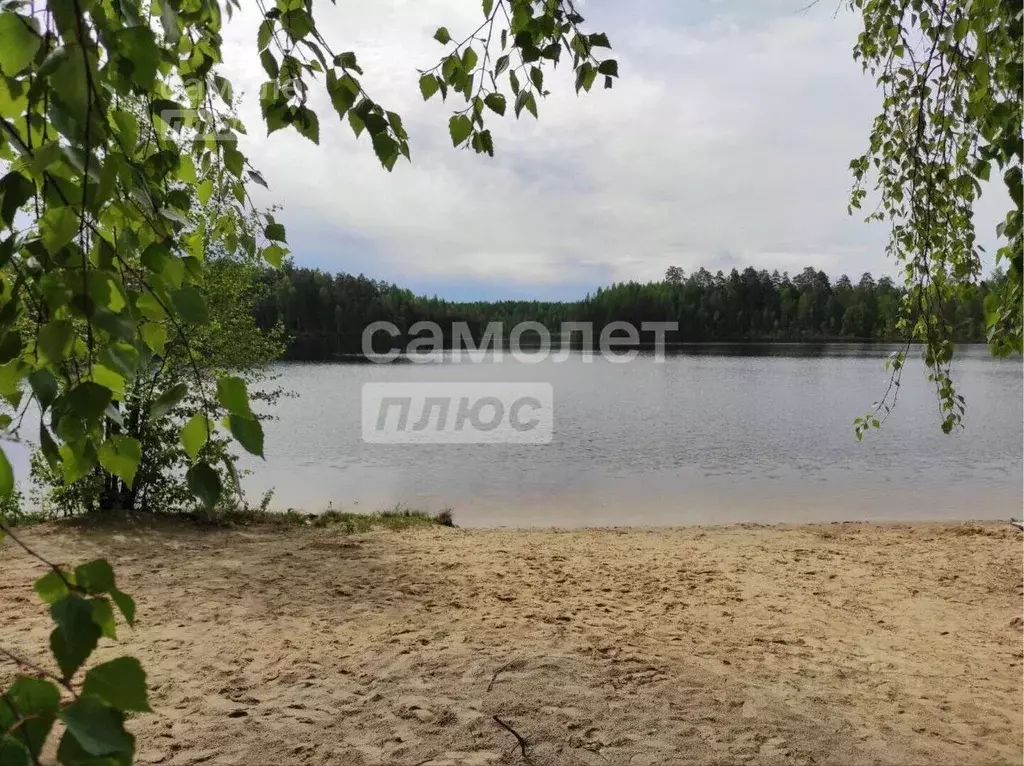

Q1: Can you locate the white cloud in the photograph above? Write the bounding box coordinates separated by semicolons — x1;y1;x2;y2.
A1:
212;0;997;294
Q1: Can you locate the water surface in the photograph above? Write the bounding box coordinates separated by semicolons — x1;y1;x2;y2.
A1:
240;345;1023;527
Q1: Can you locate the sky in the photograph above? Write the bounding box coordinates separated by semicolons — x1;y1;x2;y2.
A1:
216;0;1006;301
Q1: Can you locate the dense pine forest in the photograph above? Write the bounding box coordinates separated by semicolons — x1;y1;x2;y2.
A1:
252;264;1008;359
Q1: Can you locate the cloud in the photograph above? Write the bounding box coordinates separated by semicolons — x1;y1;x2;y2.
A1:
214;0;1000;298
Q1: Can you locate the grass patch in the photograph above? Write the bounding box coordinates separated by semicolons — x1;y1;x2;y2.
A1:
181;504;455;531
313;507;454;532
2;505;456;533
0;510;54;528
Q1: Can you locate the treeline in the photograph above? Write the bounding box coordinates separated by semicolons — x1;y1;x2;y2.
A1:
253;264;1006;359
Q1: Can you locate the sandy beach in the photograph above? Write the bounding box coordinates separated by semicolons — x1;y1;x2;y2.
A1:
1;519;1021;765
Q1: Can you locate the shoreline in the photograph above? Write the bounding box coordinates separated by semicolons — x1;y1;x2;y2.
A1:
6;508;1019;533
2;518;1021;765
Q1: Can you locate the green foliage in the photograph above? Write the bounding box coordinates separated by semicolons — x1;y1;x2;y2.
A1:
202;503;456;531
254;262;1003;358
416;0;618;156
0;0;614;514
848;0;1023;434
28;253;285;518
0;482;27;524
0;550;144;765
0;0;614;761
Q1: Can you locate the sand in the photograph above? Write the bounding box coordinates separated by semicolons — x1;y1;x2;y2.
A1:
1;519;1022;766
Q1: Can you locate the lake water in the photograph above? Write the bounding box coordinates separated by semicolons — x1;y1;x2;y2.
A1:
237;345;1023;527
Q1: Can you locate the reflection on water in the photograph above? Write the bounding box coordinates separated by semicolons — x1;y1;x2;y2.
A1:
235;344;1023;527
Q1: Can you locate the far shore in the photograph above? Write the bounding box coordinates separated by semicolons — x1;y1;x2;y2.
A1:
2;518;1021;765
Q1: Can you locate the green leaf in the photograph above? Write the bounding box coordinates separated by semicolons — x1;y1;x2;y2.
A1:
363;112;389;135
575;63;596;93
180;412;211;460
597;59;618;77
292;105;319;144
257;19;273;51
110;109;139;151
160;0;179;43
140;322;168;355
38;319;73;363
109;588;135;626
59;696;134;757
334;51;361;73
40;206;79;254
462;47;478;71
264;222;286;242
28;369;59;410
386;110;406;139
261;244;286;268
91;596;116;639
589;32;611;48
484;92;506;116
74;559;114;594
98;436;141;488
973;159;991;182
260;49;278;79
142;243;185;289
178;154;197;184
0;330;21;364
216;375;252;416
441;54;461;84
171;285;209;325
227;414;264;458
248;169;269;188
50;595;101;680
0;739;29;766
483;0;494;16
51;50;90;129
0;677;60;761
326;70;359;117
434;26;451;44
516;91;538;119
197;178;214;205
449;115;473;147
115;26;158;90
530;66;543;91
186;462;222;509
39;424;59;471
0;171;34;226
0;447;12;497
58;443;96;485
0;12;41;76
281;8;312;41
82;657;151;713
214;74;233;105
68;381;113;422
150;382;187;420
34;570;70;604
419;73;440;101
223;146;244;177
371;133;399;170
348;110;365;137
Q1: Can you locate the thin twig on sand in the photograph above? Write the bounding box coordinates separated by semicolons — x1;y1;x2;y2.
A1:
487;659;519;692
493;715;533;764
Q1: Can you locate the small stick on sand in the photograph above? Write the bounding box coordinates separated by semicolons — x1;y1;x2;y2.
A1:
487;659;519;692
493;715;533;764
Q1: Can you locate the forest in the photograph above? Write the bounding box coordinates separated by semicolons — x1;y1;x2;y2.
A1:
253;264;1010;358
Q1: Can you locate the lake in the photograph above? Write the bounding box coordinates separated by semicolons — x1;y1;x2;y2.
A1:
236;344;1023;527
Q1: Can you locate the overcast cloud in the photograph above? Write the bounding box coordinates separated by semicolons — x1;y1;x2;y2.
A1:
216;0;1003;300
